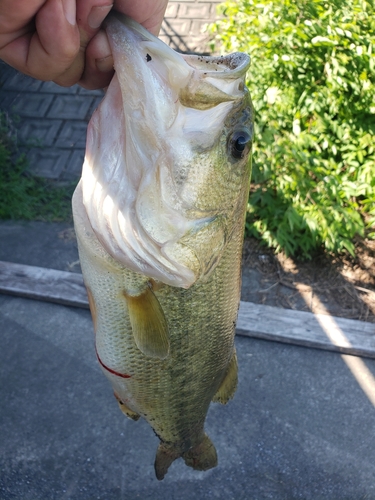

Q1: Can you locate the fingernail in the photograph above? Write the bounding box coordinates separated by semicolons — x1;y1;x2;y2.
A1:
88;4;113;29
62;0;76;26
96;55;114;73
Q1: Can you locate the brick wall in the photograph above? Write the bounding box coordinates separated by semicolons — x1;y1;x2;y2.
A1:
160;0;222;54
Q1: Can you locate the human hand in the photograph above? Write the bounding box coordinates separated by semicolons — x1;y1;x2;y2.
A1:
0;0;169;89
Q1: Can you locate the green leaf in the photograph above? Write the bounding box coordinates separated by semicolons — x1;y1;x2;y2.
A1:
209;0;375;258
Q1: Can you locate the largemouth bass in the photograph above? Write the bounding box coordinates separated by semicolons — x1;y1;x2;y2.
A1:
72;12;253;480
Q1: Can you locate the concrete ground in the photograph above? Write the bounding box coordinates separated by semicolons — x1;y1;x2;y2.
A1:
1;221;375;499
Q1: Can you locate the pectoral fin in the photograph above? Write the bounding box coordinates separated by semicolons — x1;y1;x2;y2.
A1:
124;286;170;359
212;349;238;404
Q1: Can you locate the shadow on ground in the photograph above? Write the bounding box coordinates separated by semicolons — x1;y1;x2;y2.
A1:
241;237;375;323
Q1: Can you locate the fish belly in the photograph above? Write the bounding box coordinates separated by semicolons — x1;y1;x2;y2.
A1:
72;182;244;477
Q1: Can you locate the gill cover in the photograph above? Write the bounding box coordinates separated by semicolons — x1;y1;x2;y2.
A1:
81;12;251;288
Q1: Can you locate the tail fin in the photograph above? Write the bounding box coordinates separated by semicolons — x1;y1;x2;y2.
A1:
182;434;218;472
154;434;218;480
154;444;180;481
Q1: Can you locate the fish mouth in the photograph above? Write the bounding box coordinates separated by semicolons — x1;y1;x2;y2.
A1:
104;11;250;108
184;53;250;77
81;12;251;288
104;12;250;78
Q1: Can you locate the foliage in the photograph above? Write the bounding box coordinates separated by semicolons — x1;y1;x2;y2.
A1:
208;0;375;258
0;113;74;221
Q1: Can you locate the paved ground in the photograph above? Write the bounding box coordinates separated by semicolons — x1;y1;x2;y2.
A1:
1;221;375;499
0;61;102;182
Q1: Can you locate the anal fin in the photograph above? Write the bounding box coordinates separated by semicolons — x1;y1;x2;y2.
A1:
212;349;238;404
124;285;170;359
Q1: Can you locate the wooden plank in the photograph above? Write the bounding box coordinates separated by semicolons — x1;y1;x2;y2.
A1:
0;261;89;309
1;261;374;358
237;301;375;359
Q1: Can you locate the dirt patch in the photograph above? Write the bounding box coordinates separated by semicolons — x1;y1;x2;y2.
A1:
241;237;375;323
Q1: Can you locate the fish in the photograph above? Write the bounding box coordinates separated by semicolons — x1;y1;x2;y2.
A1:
72;11;253;480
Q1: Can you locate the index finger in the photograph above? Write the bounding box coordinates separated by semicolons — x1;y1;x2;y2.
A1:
0;0;80;81
52;0;113;86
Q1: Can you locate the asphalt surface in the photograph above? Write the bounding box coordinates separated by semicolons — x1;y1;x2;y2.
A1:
1;221;375;499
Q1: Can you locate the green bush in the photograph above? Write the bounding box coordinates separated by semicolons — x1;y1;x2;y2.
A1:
0;113;74;221
208;0;375;258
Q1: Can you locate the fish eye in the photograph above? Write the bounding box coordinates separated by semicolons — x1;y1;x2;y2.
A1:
229;131;252;160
